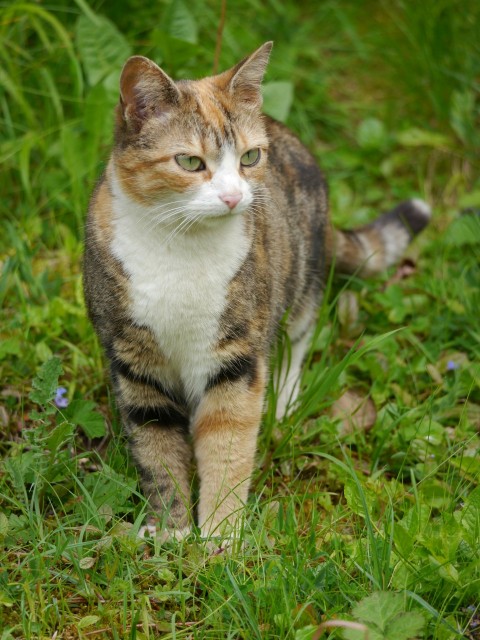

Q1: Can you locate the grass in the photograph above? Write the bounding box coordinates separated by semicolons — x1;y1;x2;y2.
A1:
1;0;479;638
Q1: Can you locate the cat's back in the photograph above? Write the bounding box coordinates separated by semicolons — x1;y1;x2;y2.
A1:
265;117;327;204
260;117;329;307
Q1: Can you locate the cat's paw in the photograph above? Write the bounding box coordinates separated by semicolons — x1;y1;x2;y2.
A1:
200;524;247;555
203;534;244;556
138;522;158;539
138;523;191;543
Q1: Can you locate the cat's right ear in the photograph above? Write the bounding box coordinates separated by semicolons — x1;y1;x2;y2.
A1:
119;56;180;130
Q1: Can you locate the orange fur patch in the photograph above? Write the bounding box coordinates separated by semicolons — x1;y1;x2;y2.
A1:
193;360;266;439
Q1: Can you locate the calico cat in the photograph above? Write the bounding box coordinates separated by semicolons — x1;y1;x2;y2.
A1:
83;42;430;540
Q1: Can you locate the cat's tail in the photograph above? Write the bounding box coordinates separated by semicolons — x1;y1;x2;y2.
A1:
329;199;431;277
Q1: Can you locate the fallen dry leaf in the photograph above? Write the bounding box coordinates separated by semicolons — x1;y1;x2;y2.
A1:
337;290;364;337
331;389;377;435
312;619;369;640
383;257;417;289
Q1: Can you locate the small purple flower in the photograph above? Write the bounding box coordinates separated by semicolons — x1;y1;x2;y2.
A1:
446;360;459;371
54;387;69;408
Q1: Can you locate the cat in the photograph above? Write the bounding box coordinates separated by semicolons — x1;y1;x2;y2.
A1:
83;42;430;540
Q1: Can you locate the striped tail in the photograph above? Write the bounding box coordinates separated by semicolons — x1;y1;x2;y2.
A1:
332;199;431;277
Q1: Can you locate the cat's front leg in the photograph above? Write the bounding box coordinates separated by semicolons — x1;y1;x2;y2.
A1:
117;376;192;538
192;357;267;538
127;421;192;540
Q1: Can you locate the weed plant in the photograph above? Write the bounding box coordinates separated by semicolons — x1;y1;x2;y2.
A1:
0;1;479;638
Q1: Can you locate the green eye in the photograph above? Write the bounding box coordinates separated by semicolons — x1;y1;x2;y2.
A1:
175;154;205;172
240;148;261;167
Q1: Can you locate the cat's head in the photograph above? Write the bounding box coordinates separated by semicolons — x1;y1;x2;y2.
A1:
113;43;272;226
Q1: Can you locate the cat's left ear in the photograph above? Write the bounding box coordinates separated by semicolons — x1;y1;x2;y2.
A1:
217;42;273;106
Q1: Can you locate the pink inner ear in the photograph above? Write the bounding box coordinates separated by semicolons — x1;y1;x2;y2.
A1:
213;43;271;107
120;56;180;123
132;85;152;120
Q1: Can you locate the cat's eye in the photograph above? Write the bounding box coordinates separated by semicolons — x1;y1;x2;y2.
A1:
240;148;261;167
175;154;205;172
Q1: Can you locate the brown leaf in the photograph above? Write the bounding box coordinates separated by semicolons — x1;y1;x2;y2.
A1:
79;556;97;570
312;619;369;640
383;257;417;289
337;291;363;337
0;405;9;427
331;389;377;435
426;363;443;384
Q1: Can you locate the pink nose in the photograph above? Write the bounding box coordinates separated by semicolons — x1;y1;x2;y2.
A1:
219;193;243;210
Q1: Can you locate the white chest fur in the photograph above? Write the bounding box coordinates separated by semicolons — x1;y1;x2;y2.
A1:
110;183;250;403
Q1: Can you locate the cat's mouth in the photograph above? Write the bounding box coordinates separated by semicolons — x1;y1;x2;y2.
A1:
194;204;246;221
198;209;242;225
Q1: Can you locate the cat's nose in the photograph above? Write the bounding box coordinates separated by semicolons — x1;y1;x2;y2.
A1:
219;193;243;210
